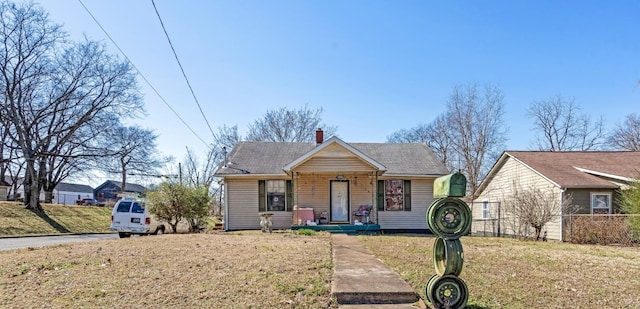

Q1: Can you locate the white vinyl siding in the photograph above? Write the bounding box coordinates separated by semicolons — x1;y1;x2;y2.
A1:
225;175;438;230
473;156;563;241
226;178;292;230
294;144;378;173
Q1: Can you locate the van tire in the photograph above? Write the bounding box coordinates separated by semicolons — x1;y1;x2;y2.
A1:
118;232;131;238
155;226;165;235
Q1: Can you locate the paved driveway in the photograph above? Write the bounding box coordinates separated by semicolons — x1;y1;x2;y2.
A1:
0;234;118;251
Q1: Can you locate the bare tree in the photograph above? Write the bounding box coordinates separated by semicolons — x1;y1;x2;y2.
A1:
101;125;169;195
386;84;506;196
0;1;143;212
504;184;574;241
527;96;605;151
216;124;241;149
387;127;427;143
246;105;337;142
387;114;454;171
183;146;221;189
608;113;640;151
446;83;508;198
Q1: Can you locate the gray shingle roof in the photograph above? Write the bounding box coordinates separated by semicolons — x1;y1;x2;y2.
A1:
95;180;147;193
215;140;448;176
55;182;94;193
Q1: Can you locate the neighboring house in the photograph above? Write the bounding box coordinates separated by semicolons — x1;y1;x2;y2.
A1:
94;180;147;204
5;178;93;204
214;131;449;232
472;151;640;241
0;179;10;201
38;182;94;205
3;176;21;201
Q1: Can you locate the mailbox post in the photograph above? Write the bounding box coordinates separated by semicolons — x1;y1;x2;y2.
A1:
425;172;470;309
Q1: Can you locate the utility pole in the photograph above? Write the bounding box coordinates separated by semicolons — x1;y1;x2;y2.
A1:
179;162;183;185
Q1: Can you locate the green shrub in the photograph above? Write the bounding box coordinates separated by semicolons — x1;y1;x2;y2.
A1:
295;229;316;236
619;180;640;240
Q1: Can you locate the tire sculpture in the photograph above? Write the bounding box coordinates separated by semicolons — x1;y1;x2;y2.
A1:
426;172;470;309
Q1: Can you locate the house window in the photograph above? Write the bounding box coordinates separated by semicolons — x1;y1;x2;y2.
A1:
590;192;611;214
266;180;286;211
482;200;490;219
385;180;404;211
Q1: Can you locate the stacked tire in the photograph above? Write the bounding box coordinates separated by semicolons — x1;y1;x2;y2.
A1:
425;197;471;309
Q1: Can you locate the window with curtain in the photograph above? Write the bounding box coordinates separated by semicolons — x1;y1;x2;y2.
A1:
267;180;286;211
385;179;404;211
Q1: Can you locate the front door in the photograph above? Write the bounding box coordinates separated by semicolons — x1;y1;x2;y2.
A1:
330;180;349;222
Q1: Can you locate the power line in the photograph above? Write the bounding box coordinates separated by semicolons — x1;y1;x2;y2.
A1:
151;0;218;144
77;0;211;149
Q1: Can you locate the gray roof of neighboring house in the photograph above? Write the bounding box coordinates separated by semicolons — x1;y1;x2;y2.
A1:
55;182;94;193
95;180;147;193
215;140;449;177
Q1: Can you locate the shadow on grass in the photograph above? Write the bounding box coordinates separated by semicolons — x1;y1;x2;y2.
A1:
33;209;70;233
423;301;491;309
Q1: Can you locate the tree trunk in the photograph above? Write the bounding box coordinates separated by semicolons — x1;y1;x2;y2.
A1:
29;184;42;213
44;190;54;204
169;222;178;233
120;167;127;199
23;160;43;213
534;227;542;241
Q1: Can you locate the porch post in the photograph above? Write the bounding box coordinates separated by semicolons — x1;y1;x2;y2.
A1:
294;172;298;206
374;172;379;225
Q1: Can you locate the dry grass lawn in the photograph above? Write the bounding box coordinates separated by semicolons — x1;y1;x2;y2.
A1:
0;202;111;235
360;235;640;309
0;231;336;308
2;229;639;308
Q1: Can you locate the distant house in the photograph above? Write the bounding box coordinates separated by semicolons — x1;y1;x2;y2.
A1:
94;180;147;203
3;176;20;201
6;179;93;204
40;182;94;205
0;179;10;201
214;130;449;232
472;151;640;241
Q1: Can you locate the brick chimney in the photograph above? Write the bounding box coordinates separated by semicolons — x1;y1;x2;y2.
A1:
315;128;324;145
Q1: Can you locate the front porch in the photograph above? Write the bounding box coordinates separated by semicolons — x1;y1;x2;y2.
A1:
291;223;381;234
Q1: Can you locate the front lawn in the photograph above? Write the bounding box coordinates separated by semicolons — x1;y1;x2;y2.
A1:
360;235;640;308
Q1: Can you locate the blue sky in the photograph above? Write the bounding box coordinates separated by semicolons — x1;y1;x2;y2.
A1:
38;1;639;174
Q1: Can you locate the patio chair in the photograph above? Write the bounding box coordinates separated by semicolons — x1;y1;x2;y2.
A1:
352;204;372;224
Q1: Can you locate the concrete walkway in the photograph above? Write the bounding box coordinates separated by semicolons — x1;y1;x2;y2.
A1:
331;234;424;308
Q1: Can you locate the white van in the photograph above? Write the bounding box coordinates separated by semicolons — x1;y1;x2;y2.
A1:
110;199;165;238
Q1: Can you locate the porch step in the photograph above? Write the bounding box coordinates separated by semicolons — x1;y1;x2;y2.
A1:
292;224;380;234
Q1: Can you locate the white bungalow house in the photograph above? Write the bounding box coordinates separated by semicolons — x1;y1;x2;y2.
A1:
214;130;449;232
472;151;640;241
39;182;95;205
10;180;93;204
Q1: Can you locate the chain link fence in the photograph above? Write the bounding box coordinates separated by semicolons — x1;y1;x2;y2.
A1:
470;201;639;246
563;214;640;246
